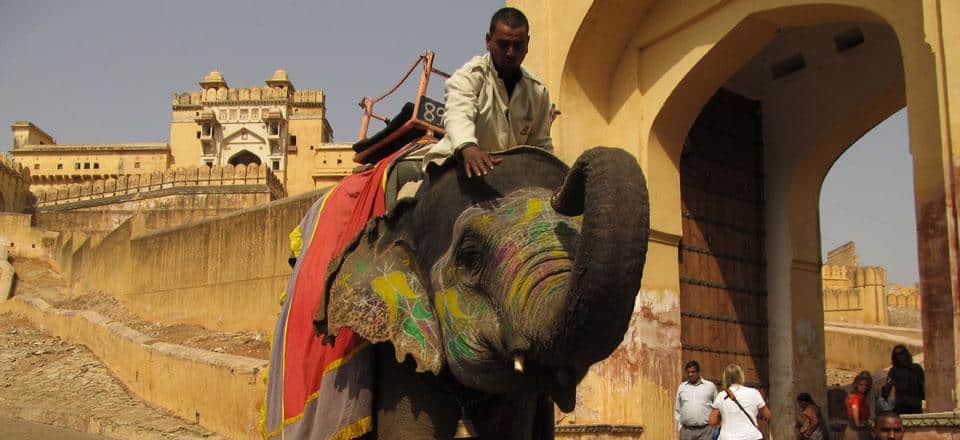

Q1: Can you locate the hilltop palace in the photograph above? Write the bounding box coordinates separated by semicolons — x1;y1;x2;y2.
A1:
9;69;356;196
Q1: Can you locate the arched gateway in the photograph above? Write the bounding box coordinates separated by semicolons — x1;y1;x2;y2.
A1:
511;1;959;438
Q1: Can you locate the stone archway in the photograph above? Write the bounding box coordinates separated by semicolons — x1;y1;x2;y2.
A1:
227;150;262;167
641;5;950;438
521;0;957;438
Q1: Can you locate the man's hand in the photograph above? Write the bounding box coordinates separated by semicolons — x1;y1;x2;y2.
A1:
460;144;503;177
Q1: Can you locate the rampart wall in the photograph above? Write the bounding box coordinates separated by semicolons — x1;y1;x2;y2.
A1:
824;324;923;375
0;154;34;213
0;213;56;259
57;189;324;334
34;163;287;235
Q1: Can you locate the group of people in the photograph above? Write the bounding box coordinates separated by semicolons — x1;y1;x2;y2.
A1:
675;361;772;440
675;346;922;440
833;344;924;439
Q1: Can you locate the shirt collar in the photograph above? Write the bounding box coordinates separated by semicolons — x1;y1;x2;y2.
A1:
480;53;541;85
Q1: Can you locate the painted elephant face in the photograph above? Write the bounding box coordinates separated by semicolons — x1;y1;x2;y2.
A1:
430;188;581;393
323;188;581;392
322;147;649;412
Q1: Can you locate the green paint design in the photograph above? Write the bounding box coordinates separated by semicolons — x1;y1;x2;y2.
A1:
402;317;427;348
528;221;551;241
412;301;431;320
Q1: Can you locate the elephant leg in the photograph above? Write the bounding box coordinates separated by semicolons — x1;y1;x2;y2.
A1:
373;343;460;440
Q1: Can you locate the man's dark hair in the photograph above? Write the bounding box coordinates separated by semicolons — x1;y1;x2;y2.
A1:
876;411;901;422
489;7;529;33
797;392;814;405
891;344;913;367
685;360;700;372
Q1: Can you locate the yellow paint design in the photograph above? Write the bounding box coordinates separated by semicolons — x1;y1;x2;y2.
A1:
289;225;303;258
440;288;469;325
523;198;544;223
478;213;493;229
507;272;537;307
371;271;418;323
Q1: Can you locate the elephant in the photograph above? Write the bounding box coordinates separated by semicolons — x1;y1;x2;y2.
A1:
318;146;649;439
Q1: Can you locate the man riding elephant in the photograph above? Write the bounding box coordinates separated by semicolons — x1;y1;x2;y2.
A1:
423;7;555;176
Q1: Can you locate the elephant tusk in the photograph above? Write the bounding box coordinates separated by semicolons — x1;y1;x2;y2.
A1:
513;354;525;373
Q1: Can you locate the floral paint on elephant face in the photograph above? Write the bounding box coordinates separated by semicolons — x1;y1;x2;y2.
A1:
430;188;581;390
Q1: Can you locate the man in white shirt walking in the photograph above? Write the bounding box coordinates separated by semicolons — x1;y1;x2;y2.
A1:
423;7;554;175
676;360;718;440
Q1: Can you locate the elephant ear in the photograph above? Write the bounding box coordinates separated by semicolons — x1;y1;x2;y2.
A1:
321;217;443;374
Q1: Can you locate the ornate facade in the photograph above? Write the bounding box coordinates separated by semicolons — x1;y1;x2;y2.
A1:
10;70;355;196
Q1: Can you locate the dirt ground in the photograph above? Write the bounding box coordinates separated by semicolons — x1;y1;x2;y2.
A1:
0;313;222;439
10;256;270;360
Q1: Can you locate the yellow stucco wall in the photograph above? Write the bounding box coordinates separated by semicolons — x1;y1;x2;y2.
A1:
509;0;959;437
13;144;170;191
58;189;322;335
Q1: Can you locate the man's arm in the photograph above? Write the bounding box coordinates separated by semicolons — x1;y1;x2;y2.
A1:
441;66;502;176
674;385;683;430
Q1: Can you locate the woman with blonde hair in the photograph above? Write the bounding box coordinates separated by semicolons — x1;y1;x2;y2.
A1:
709;364;771;440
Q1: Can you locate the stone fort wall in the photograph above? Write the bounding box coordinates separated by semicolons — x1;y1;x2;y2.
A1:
0;154;34;213
52;188;323;334
32;163;287;236
821;242;921;328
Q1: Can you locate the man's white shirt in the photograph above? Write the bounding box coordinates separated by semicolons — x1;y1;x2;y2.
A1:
423;53;553;168
675;378;718;430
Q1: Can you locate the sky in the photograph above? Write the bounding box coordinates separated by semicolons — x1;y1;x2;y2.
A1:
0;1;919;284
820;109;918;285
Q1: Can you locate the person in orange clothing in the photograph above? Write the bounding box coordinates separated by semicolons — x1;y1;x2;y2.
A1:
846;371;873;440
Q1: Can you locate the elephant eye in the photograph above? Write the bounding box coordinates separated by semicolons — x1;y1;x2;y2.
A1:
456;235;484;283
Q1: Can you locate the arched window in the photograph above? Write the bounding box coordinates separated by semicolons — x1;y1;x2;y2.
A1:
227;150;262;166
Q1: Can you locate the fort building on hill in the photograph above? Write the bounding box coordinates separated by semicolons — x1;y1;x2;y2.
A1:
9;69;355;197
821;241;920;327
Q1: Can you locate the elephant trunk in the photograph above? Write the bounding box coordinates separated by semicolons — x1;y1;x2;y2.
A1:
550;147;649;365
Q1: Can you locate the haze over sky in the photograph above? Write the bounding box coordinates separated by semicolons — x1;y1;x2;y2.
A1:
0;1;919;284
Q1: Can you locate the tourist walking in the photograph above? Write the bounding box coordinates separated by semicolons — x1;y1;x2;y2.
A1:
796;393;828;440
709;364;771;440
846;371;873;440
675;360;718;439
887;345;924;414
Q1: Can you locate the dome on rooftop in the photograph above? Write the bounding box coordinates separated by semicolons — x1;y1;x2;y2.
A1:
199;70;228;89
270;69;289;82
204;70;225;82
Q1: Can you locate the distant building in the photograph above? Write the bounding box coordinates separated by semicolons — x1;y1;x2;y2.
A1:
821;241;920;327
10;69;355;196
